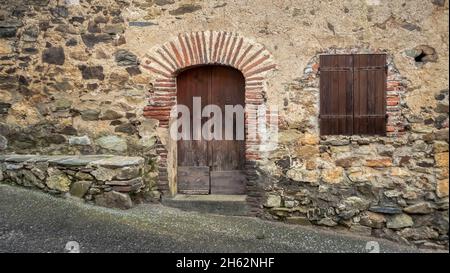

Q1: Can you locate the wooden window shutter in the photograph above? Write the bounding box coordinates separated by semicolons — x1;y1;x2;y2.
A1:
353;54;387;135
320;54;386;136
319;55;354;135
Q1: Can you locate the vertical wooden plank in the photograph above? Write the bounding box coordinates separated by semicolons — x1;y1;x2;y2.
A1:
319;54;353;135
177;66;211;193
210;66;246;172
353;54;386;135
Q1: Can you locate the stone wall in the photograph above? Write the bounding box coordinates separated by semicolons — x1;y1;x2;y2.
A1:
258;50;449;250
0;154;146;209
0;0;448;250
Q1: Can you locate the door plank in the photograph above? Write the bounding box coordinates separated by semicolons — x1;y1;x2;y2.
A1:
210;171;247;194
177;166;210;194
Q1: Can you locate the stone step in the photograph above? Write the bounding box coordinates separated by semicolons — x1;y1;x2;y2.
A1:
161;194;249;216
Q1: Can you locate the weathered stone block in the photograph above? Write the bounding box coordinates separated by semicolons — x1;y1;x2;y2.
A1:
68;135;91;146
81;34;112;47
95;135;127;152
46;168;71;192
403;202;435;214
360;211;386;228
42;47;65;65
78;65;104;80
264;194;281;208
435;152;449;167
321;167;344;184
364;158;393;167
95;191;133;209
436;179;449;198
70;181;92;198
386;214;414;229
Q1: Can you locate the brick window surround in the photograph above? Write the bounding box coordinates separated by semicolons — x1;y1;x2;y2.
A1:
140;31;276;209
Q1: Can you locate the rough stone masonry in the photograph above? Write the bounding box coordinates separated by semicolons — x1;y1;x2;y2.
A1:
0;0;448;250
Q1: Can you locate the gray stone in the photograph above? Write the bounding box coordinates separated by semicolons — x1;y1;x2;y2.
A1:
401;22;421;31
369;205;403;214
0;102;12;115
403;202;435;214
74;171;93;180
431;0;446;7
80;109;100;121
322;137;350;146
115;166;140;180
91;167;117;181
169;4;202;15
31;167;46;180
95;135;127;152
78;65;104;80
54;98;72;110
99;109;124;120
51;6;68;18
81;34;112;48
0;20;22;38
397;227;440;240
0;27;17;38
129;21;158;27
106;177;144;192
4;155;36;163
435;129;449;141
0;135;7;150
95;191;133;209
69;135;92;146
343;196;370;211
115;49;138;66
115;123;136;135
264;195;281;208
20;169;45;188
360;212;386;229
65;38;78;46
435;102;449;113
155;0;175;5
70;181;92;198
91;156;144;168
42;47;65;65
22;26;39;42
64;0;80;5
46;168;71;192
387;214;414;229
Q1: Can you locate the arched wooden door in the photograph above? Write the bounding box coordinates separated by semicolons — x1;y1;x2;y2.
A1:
177;66;246;195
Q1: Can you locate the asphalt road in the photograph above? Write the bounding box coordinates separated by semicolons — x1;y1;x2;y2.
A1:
0;184;428;253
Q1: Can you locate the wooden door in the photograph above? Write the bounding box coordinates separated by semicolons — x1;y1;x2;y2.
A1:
177;66;246;195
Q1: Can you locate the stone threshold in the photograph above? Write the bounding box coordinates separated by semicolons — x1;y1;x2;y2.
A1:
162;194;249;216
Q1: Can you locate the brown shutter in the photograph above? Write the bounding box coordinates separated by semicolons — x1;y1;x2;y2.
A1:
353;54;386;135
319;55;354;135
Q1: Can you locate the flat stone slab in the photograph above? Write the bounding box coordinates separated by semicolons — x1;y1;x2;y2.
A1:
2;155;40;163
90;156;144;168
50;155;114;166
0;155;143;168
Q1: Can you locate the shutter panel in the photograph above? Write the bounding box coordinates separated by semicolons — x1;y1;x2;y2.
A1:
353;54;386;135
320;55;354;135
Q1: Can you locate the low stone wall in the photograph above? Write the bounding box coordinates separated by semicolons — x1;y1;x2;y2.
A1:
262;131;449;250
0;154;145;209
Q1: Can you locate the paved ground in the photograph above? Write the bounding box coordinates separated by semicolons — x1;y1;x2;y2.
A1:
0;184;430;253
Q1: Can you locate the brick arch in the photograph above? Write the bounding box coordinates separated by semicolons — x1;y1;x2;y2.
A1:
140;31;276;201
